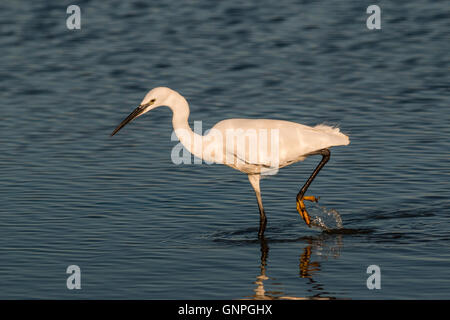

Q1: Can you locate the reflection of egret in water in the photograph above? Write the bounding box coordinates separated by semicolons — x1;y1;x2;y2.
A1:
247;234;343;300
298;235;343;298
252;239;271;299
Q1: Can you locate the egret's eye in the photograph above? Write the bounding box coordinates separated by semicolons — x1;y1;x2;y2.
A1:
141;99;156;108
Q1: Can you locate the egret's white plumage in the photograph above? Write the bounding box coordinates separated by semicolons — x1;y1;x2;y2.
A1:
210;118;349;174
111;87;350;237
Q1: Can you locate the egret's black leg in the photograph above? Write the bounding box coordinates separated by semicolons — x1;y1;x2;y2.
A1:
248;174;267;238
296;148;330;226
257;199;267;238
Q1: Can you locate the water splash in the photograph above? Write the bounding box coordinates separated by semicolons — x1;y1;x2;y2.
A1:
309;205;343;231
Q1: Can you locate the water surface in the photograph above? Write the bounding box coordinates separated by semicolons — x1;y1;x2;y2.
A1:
0;0;449;299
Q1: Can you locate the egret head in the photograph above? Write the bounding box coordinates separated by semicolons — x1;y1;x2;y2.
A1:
111;87;175;136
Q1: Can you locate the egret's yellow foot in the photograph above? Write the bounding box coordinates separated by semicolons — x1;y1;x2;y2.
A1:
302;195;320;203
296;196;318;227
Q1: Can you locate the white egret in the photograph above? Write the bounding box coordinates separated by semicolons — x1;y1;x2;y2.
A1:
111;87;349;237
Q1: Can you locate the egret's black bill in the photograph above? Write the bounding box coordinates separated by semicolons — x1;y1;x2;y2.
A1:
111;106;145;136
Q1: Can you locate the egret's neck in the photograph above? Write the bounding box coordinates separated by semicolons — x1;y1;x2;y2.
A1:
167;93;204;160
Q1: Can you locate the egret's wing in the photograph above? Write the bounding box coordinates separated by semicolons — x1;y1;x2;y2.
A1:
210;118;350;171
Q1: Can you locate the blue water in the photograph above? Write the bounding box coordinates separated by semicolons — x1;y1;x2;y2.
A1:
0;0;449;299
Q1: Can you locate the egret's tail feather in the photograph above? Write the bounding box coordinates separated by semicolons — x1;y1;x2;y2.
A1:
313;124;350;147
